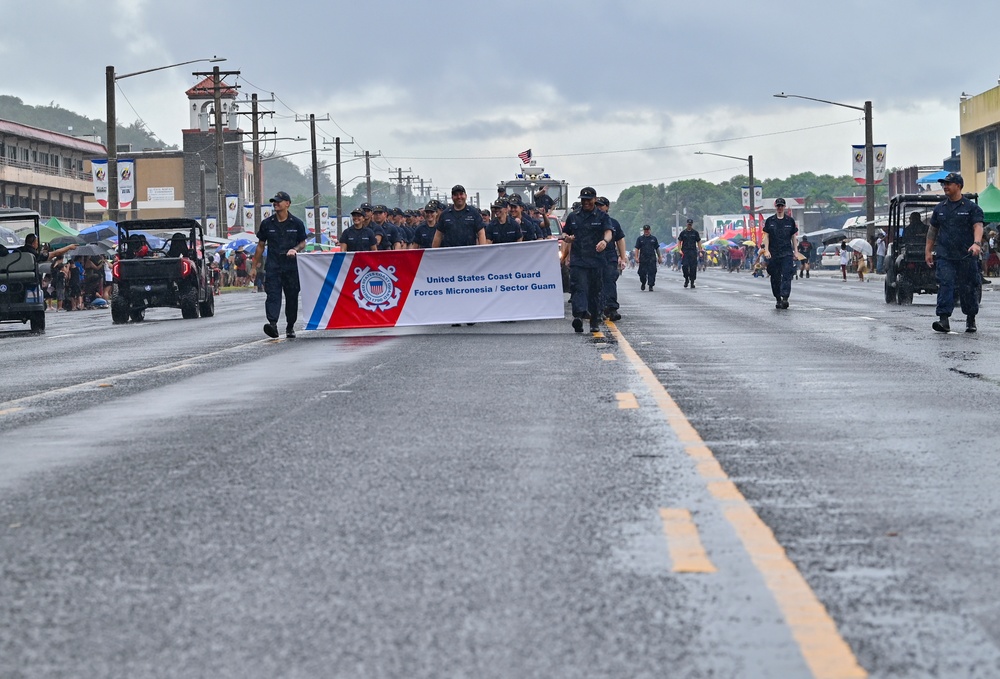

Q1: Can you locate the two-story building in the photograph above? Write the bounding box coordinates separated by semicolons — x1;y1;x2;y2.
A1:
959;85;1000;192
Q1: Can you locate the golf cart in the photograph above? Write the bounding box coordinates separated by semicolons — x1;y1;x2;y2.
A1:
884;193;981;305
111;218;214;323
0;208;46;333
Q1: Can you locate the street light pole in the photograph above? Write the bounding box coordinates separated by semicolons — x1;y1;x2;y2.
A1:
773;93;875;243
694;150;755;234
105;57;225;224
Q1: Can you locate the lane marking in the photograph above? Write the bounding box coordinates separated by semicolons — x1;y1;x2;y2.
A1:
616;392;639;409
601;353;616;361
607;321;867;679
0;407;24;416
659;508;717;573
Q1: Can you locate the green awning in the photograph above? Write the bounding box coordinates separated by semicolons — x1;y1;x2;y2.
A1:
978;183;1000;223
43;217;79;237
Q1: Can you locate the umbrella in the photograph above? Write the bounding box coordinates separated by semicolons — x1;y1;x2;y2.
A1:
222;238;253;251
848;238;873;256
49;234;87;247
70;244;112;257
79;221;118;243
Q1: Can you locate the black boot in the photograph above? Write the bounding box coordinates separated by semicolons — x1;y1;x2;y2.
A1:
932;315;951;333
966;315;977;333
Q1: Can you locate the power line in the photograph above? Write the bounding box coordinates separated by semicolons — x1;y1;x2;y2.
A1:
384;118;862;160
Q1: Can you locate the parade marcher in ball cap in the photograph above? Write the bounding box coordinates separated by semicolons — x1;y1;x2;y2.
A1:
678;218;702;288
253;190;307;338
486;198;523;244
507;193;542;241
634;225;661;291
596;196;626;320
340;207;378;252
411;200;442;249
562;186;613;333
926;172;984;333
433;185;486;248
761;197;798;309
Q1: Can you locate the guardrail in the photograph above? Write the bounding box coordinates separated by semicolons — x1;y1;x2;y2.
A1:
0;156;92;181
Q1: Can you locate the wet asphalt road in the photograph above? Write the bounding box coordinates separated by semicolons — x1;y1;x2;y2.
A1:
1;269;999;678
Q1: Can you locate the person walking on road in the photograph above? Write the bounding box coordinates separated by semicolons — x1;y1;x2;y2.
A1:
761;197;798;309
633;225;661;291
926;172;984;333
678;218;702;288
596;196;626;321
839;240;851;281
253;190;307;339
875;232;887;274
339;208;378;252
562;187;613;333
797;235;813;278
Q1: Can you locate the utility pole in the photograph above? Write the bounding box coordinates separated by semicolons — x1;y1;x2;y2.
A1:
199;160;206;230
297;113;330;244
356;150;382;204
322;136;355;238
232;93;275;234
393;167;414;208
193;66;241;237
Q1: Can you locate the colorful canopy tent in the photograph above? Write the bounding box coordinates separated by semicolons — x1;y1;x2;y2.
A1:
16;217;80;245
978;183;1000;223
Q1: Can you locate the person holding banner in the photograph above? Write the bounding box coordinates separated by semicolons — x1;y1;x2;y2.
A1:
340;208;378;252
563;187;613;333
253;190;307;339
432;185;486;248
761;197;798;309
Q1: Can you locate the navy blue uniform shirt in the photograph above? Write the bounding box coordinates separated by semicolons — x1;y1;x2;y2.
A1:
340;226;377;252
486;218;523;244
411;222;435;249
604;217;625;262
678;228;701;253
931;196;984;260
763;215;798;258
257;213;307;270
518;214;542;242
564;207;612;269
634;234;659;262
436;205;485;247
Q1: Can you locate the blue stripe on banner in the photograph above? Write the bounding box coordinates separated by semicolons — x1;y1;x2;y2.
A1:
306;254;347;330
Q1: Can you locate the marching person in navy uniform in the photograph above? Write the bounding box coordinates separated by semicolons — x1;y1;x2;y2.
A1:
485;198;523;244
562;186;613;333
596;196;626;320
926;172;985;333
253;190;307;338
410;200;441;249
761;197;798;309
432;185;486;248
633;225;660;291
678;218;702;288
339;207;378;252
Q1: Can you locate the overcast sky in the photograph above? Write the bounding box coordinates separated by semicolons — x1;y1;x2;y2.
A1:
4;0;999;206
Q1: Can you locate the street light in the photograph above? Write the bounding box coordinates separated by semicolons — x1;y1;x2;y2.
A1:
773;92;875;243
106;56;226;223
694;150;756;222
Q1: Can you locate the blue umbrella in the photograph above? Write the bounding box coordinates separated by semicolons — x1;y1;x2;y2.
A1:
222;238;253;251
79;221;118;243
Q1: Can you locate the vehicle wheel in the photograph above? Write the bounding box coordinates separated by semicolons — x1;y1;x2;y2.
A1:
29;310;45;334
111;293;129;324
129;308;145;323
180;288;199;319
199;289;215;317
897;282;913;305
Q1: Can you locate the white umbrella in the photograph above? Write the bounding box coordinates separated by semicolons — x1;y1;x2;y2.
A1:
848;238;873;256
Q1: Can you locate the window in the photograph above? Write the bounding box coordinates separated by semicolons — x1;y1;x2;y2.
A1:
976;133;986;173
989;129;998;169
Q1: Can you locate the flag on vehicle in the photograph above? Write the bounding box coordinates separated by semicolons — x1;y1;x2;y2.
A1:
518;149;532;164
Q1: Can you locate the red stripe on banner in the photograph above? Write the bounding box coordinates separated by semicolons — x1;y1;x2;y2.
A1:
327;250;424;328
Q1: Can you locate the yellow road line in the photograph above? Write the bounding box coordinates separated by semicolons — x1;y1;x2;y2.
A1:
0;407;24;416
607;321;867;679
615;392;639;409
601;353;616;361
659;508;717;573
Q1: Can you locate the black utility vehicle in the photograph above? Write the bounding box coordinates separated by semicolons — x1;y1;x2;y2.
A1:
884;193;980;305
0;209;45;333
111;218;214;323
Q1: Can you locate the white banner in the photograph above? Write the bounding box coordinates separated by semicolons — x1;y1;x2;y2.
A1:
261;205;273;221
320;206;330;232
225;194;239;229
305;206;315;231
92;159;109;208
298;240;564;329
118;159;135;209
853;145;887;185
741;186;763;210
206;217;218;237
243;204;254;228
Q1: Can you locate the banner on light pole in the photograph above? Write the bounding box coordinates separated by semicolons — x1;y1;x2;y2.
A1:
118;159;136;209
853;145;887;185
92;160;109;208
741;186;763;210
225;194;239;229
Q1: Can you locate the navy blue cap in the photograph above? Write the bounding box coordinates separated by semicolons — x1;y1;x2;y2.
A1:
939;172;964;187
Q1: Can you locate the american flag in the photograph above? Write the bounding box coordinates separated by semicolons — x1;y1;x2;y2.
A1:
517;149;532;164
